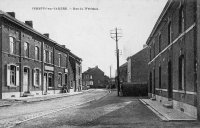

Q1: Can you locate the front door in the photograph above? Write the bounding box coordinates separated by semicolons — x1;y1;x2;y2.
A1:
48;73;53;88
23;67;29;92
43;73;48;94
65;74;68;92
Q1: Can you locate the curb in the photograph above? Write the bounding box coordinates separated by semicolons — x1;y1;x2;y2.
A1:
139;99;169;121
139;99;197;122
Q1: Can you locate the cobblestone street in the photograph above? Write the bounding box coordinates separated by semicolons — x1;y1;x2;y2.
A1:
1;90;199;128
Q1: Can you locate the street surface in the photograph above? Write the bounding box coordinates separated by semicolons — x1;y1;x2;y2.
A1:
1;89;200;128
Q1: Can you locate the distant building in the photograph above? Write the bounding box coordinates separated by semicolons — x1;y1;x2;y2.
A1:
82;66;105;88
127;46;149;84
119;62;128;83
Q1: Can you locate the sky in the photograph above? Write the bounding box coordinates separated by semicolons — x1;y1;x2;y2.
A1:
0;0;168;77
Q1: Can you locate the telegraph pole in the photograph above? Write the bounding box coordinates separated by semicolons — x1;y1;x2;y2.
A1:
110;28;122;96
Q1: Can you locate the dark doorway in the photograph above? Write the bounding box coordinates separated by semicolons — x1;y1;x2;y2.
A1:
168;61;173;99
149;72;152;93
153;69;156;94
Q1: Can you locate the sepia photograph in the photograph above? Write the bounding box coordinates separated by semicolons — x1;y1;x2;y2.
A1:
0;0;200;127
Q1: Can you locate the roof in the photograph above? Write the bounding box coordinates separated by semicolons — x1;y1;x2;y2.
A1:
146;0;172;45
0;10;81;61
127;46;148;61
119;62;127;68
83;66;104;74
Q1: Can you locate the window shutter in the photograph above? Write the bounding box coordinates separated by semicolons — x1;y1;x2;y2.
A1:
7;64;10;86
16;66;19;86
39;70;41;86
33;69;36;86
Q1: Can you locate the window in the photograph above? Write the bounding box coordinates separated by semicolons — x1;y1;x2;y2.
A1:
45;50;49;63
179;55;185;90
58;73;62;87
66;57;68;68
90;81;93;85
79;79;81;85
24;42;29;57
150;47;151;61
179;5;184;33
90;75;93;79
7;64;19;86
49;51;53;64
79;67;81;75
10;65;16;85
9;37;16;54
35;46;39;60
168;21;172;45
58;54;61;67
34;69;40;86
159;66;161;88
158;34;161;52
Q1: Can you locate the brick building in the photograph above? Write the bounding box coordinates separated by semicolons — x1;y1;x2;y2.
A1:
119;62;127;83
82;66;105;88
146;0;200;119
0;10;82;99
127;46;149;84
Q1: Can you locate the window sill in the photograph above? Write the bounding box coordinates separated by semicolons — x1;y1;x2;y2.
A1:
33;85;39;88
8;85;18;88
58;85;63;88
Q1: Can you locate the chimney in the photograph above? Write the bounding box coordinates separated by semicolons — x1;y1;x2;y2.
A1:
61;45;66;48
25;21;33;28
143;44;147;48
43;33;49;38
7;12;15;18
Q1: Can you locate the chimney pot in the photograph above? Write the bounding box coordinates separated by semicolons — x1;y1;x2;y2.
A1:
7;12;15;18
25;21;33;28
43;33;49;38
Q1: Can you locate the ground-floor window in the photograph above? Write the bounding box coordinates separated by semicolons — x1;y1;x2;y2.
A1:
7;64;19;86
33;68;40;87
58;73;62;87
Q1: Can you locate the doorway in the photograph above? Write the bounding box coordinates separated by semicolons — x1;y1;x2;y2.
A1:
48;73;53;88
149;72;152;93
168;61;173;100
23;67;29;93
43;73;48;94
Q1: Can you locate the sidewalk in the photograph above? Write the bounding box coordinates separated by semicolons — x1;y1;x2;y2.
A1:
0;90;86;107
139;99;196;121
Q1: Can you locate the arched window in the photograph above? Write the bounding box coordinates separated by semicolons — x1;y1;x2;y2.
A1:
35;46;39;60
9;37;16;54
179;5;184;33
168;21;172;44
24;42;29;57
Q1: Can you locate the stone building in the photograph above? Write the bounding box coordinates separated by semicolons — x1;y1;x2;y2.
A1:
0;10;82;99
146;0;200;119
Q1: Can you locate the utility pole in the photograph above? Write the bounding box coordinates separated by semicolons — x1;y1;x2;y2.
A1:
110;28;122;96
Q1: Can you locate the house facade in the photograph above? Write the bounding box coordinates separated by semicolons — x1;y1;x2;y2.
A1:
146;0;200;119
0;10;82;99
82;66;105;88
